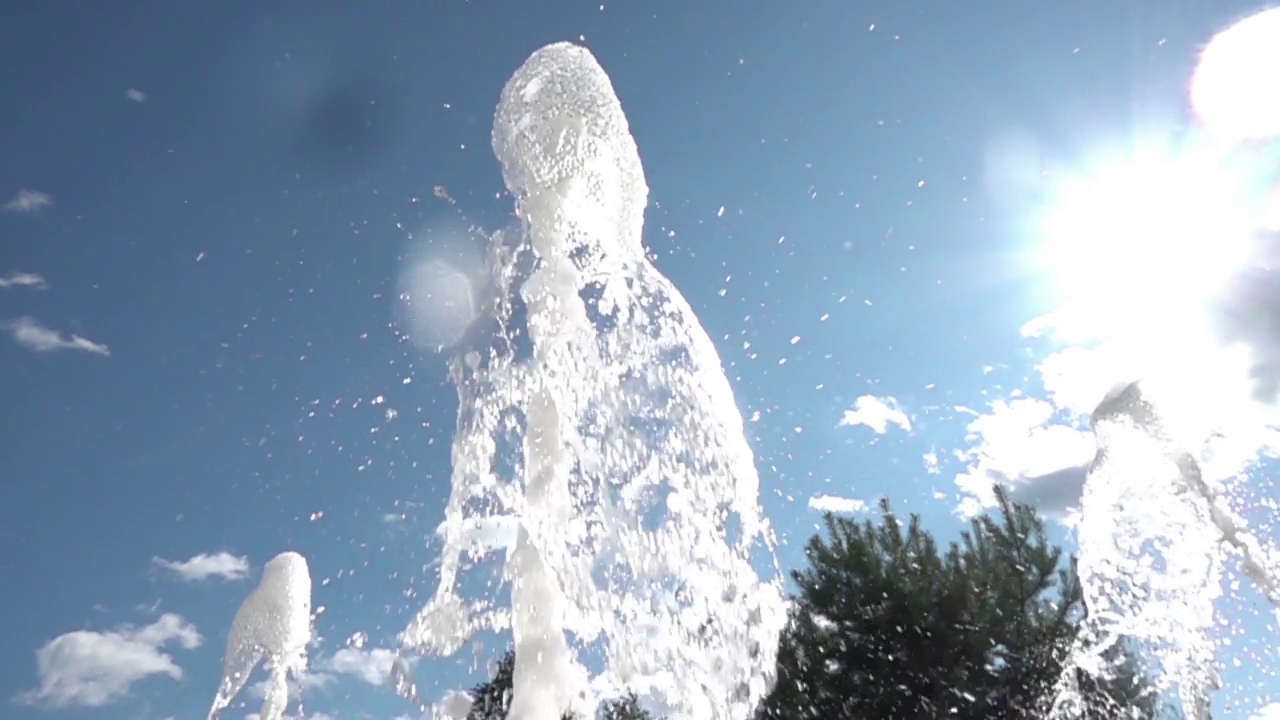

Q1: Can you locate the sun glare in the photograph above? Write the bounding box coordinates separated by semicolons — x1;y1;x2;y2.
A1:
1191;6;1280;143
1036;145;1255;334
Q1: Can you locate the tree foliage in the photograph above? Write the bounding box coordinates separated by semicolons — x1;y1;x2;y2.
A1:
466;649;521;720
758;487;1171;719
600;691;658;720
462;490;1175;719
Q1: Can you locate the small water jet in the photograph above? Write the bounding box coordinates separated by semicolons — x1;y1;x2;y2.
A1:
396;42;786;719
208;551;313;720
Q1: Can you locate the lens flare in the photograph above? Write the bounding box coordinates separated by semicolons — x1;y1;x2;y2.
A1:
396;228;485;351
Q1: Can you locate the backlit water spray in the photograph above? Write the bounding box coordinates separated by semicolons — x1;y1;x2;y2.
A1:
1047;9;1280;717
1046;377;1280;718
393;42;785;719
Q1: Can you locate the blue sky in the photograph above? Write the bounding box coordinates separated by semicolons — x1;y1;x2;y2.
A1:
3;1;1280;719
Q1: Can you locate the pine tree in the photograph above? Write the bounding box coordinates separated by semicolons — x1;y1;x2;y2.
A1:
758;487;1169;719
601;691;659;720
466;650;520;720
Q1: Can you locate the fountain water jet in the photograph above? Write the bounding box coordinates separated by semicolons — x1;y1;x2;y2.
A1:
1051;381;1280;718
398;42;786;720
208;551;313;720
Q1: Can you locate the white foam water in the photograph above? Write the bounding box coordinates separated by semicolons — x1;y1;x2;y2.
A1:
208;551;312;720
396;42;785;720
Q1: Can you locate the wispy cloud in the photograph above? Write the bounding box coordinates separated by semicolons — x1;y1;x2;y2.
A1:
922;450;941;475
807;494;868;514
327;647;400;686
247;646;403;702
0;272;47;290
153;552;250;583
838;395;912;434
248;669;334;699
3;189;52;213
13;613;202;708
5;317;109;356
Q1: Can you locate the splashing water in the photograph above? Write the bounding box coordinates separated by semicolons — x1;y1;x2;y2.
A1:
396;42;786;720
1049;382;1221;718
1040;15;1280;706
1050;382;1280;718
209;551;313;720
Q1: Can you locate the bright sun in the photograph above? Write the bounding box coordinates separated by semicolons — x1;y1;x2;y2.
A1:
1035;144;1257;334
1191;6;1280;143
1031;4;1280;340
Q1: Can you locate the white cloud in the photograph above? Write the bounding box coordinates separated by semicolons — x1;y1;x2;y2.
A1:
245;647;404;708
954;304;1280;521
14;613;202;708
153;551;250;582
126;88;146;103
1253;702;1280;720
922;450;940;474
3;189;51;213
986;154;1280;491
5;316;109;356
838;395;911;434
1003;463;1089;519
328;647;400;686
1034;343;1136;417
952;397;1095;519
0;272;47;290
807;494;868;514
248;668;334;700
247;646;402;700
